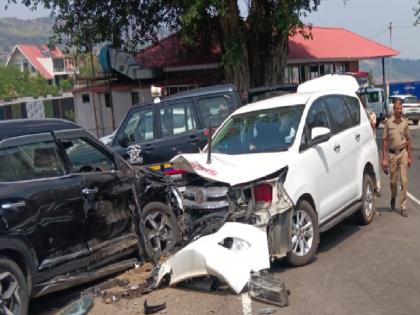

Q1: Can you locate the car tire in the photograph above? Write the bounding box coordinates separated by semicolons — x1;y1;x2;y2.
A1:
355;175;375;225
412;119;419;125
286;200;319;267
141;202;181;259
0;257;29;315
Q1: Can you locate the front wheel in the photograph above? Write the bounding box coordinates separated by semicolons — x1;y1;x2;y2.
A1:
355;175;375;225
141;202;181;260
286;200;319;267
0;257;29;315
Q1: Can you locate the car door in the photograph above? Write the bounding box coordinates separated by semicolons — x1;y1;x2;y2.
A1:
112;105;161;165
55;130;139;266
155;99;202;161
298;98;344;221
323;95;360;209
0;133;89;277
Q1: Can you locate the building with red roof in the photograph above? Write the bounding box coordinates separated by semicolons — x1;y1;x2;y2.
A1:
5;44;75;85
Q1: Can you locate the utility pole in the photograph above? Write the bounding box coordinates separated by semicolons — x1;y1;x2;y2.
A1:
388;21;392;83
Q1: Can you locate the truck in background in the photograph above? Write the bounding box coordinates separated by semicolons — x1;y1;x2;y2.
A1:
389;81;420;99
358;86;387;128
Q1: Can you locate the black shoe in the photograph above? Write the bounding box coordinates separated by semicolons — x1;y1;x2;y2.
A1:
390;198;395;210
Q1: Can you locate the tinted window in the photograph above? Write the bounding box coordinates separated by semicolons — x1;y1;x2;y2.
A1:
324;95;353;133
212;105;304;155
343;96;361;125
7;141;65;180
306;99;330;130
0;150;15;182
62;138;115;173
197;95;231;128
160;102;197;137
121;108;155;143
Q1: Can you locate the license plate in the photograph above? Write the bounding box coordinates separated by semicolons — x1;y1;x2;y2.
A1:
170;173;183;180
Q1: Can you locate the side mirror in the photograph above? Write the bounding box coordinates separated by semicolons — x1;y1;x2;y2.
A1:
117;135;130;148
311;127;331;144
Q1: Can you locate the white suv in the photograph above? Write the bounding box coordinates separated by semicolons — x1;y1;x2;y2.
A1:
172;75;381;266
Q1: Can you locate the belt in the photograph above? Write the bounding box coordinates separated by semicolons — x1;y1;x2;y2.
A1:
389;147;405;155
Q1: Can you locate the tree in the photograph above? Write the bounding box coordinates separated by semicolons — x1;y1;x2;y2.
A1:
415;0;420;25
7;0;320;92
0;65;58;100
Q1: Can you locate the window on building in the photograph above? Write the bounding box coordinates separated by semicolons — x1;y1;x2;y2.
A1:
53;59;65;72
82;94;90;103
131;91;140;106
105;93;111;108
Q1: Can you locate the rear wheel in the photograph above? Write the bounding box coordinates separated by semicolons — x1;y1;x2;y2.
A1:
0;257;29;315
286;200;319;267
355;175;375;225
141;202;181;259
412;119;419;125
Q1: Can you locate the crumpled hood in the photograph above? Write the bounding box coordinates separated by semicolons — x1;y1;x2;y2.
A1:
171;151;291;186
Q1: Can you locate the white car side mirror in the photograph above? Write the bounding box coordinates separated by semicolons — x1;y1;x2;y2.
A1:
311;126;331;142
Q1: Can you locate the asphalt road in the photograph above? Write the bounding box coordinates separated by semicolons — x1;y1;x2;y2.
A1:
30;124;420;315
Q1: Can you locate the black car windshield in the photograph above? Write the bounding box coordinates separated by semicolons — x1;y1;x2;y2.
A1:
211;105;304;155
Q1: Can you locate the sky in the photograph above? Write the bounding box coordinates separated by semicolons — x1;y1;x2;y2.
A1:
1;0;419;59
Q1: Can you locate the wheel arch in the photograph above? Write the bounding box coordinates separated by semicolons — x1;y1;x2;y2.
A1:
0;239;37;292
296;193;317;216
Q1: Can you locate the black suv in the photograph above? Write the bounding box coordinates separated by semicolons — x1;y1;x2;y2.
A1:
0;119;182;314
110;84;241;179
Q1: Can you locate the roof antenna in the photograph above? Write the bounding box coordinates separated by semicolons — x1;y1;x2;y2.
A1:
206;122;213;164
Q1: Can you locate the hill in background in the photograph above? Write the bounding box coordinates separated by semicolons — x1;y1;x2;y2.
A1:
360;58;420;83
0;17;53;63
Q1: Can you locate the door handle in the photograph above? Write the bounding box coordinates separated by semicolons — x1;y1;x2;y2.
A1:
333;144;341;152
82;187;98;195
355;133;360;141
2;201;26;210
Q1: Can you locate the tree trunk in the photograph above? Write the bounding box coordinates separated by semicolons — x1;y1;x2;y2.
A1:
218;0;250;96
247;0;288;88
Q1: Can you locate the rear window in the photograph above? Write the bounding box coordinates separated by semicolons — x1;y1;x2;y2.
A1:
212;105;304;155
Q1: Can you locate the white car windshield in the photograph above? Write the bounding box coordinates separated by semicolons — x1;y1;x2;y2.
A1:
211;105;304;155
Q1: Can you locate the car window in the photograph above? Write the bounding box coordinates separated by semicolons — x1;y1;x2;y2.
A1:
0;150;16;182
160;101;197;137
7;141;65;180
343;96;361;125
197;95;231;128
61;138;116;173
212;105;304;155
324;95;354;133
121;107;155;143
306;99;330;130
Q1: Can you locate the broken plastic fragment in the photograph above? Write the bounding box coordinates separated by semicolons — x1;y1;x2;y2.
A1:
60;293;94;315
248;271;290;307
144;299;166;314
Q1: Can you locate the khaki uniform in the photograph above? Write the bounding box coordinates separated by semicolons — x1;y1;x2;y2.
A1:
383;116;411;209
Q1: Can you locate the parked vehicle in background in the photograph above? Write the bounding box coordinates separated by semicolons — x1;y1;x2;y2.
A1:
110;84;242;184
358;87;387;127
172;74;381;267
389;81;420;100
0;119;182;313
388;94;420;125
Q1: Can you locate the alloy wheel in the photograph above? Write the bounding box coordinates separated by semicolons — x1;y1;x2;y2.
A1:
0;271;22;315
364;182;374;217
144;211;175;255
291;210;314;257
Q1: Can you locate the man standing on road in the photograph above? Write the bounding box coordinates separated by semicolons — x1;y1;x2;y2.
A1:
382;98;413;217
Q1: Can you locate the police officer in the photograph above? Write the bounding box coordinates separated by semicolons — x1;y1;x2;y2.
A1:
382;98;413;217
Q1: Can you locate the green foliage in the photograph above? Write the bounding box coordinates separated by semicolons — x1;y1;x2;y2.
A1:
0;65;58;100
59;78;73;91
64;109;76;121
77;53;101;78
415;0;420;25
